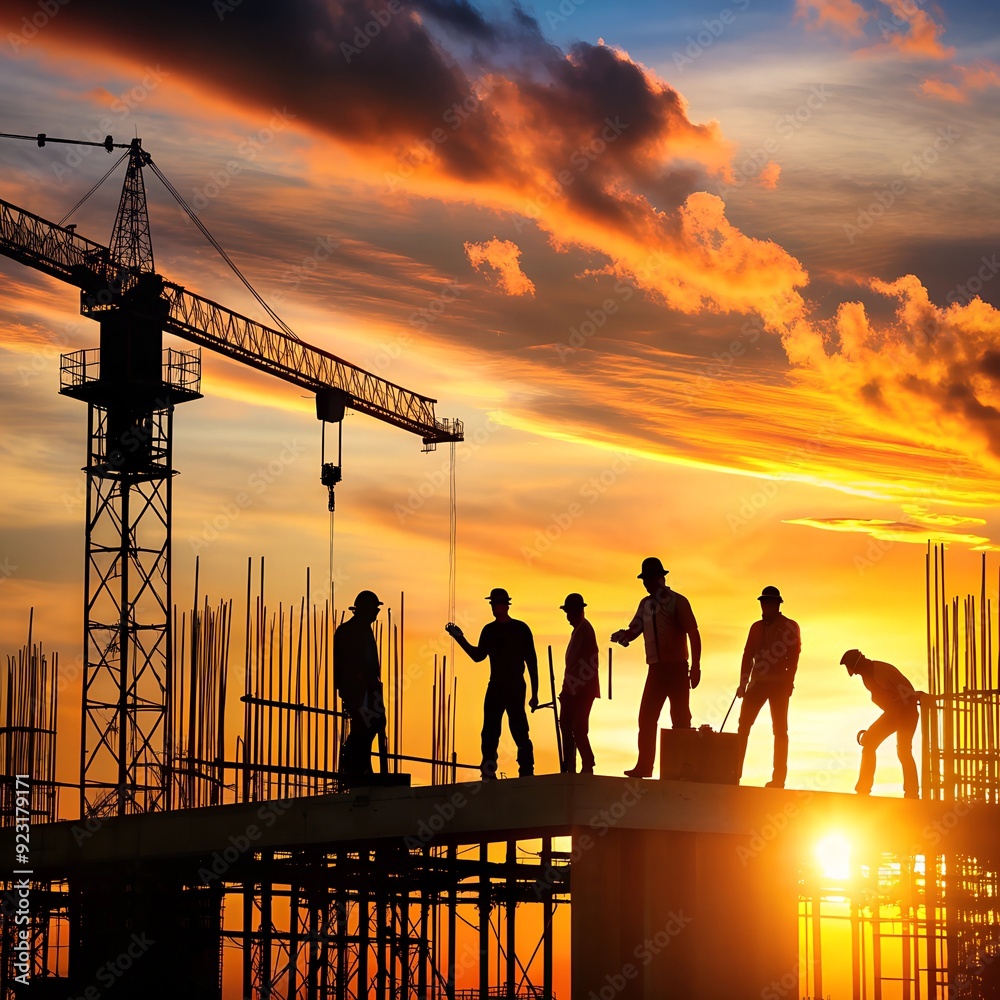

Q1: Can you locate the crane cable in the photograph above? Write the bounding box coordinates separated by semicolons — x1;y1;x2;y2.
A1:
55;150;130;228
447;440;457;759
145;158;299;341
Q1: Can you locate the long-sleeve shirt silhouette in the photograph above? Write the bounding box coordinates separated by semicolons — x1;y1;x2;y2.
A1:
464;619;538;687
740;614;800;689
562;618;600;699
861;659;918;713
621;589;698;665
334;616;380;702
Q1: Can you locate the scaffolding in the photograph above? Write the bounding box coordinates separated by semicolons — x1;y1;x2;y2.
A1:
3;548;999;998
793;545;1000;999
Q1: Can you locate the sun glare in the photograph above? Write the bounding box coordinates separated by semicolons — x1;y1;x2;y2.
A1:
814;832;852;881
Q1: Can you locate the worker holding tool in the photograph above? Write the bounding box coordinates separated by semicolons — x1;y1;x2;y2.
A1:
446;588;539;780
841;649;920;799
611;557;701;778
558;593;600;774
334;590;387;779
735;585;800;789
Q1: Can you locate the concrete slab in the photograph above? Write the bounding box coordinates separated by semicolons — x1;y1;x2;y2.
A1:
4;774;996;874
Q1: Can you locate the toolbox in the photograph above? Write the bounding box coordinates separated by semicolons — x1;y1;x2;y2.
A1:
659;725;741;784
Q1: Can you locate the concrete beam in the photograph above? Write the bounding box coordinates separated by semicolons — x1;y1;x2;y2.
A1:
4;774;996;875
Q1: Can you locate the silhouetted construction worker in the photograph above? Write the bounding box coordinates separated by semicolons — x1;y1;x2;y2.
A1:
842;649;919;799
446;588;539;779
736;586;800;789
558;593;600;774
611;557;701;778
334;591;386;779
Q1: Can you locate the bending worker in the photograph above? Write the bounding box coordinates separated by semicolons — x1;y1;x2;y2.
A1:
611;556;701;778
736;585;800;789
446;588;539;779
841;648;919;799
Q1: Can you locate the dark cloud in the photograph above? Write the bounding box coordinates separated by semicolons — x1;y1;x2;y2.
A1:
0;0;725;225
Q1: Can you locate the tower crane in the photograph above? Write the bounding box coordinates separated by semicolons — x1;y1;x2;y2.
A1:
0;133;463;818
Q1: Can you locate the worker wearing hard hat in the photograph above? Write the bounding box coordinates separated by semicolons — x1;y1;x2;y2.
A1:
446;588;539;780
334;590;387;779
841;649;919;799
736;586;801;789
611;556;701;778
558;593;600;775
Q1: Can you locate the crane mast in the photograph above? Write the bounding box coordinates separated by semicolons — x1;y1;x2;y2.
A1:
0;137;463;817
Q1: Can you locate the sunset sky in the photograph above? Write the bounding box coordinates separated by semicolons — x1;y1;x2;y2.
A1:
1;0;999;797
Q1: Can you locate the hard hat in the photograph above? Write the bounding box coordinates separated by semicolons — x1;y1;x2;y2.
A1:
350;590;383;611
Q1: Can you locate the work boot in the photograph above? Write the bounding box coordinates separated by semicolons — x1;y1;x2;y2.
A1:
624;766;651;778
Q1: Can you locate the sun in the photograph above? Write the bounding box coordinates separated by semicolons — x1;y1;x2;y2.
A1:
814;832;852;880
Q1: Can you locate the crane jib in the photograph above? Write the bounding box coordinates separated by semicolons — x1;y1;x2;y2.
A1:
0;195;463;444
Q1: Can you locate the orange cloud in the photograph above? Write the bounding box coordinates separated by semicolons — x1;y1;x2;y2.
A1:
10;0;999;522
922;61;1000;103
961;61;1000;91
775;275;1000;479
920;77;966;102
464;238;536;296
873;0;954;59
900;504;986;527
785;516;997;550
757;161;781;190
796;0;869;37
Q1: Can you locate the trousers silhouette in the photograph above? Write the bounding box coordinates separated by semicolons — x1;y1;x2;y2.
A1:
481;679;534;778
737;683;791;786
857;707;919;797
635;662;691;774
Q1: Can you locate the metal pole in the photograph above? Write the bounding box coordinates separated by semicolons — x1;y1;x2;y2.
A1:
479;842;489;999
547;646;564;771
506;840;516;998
